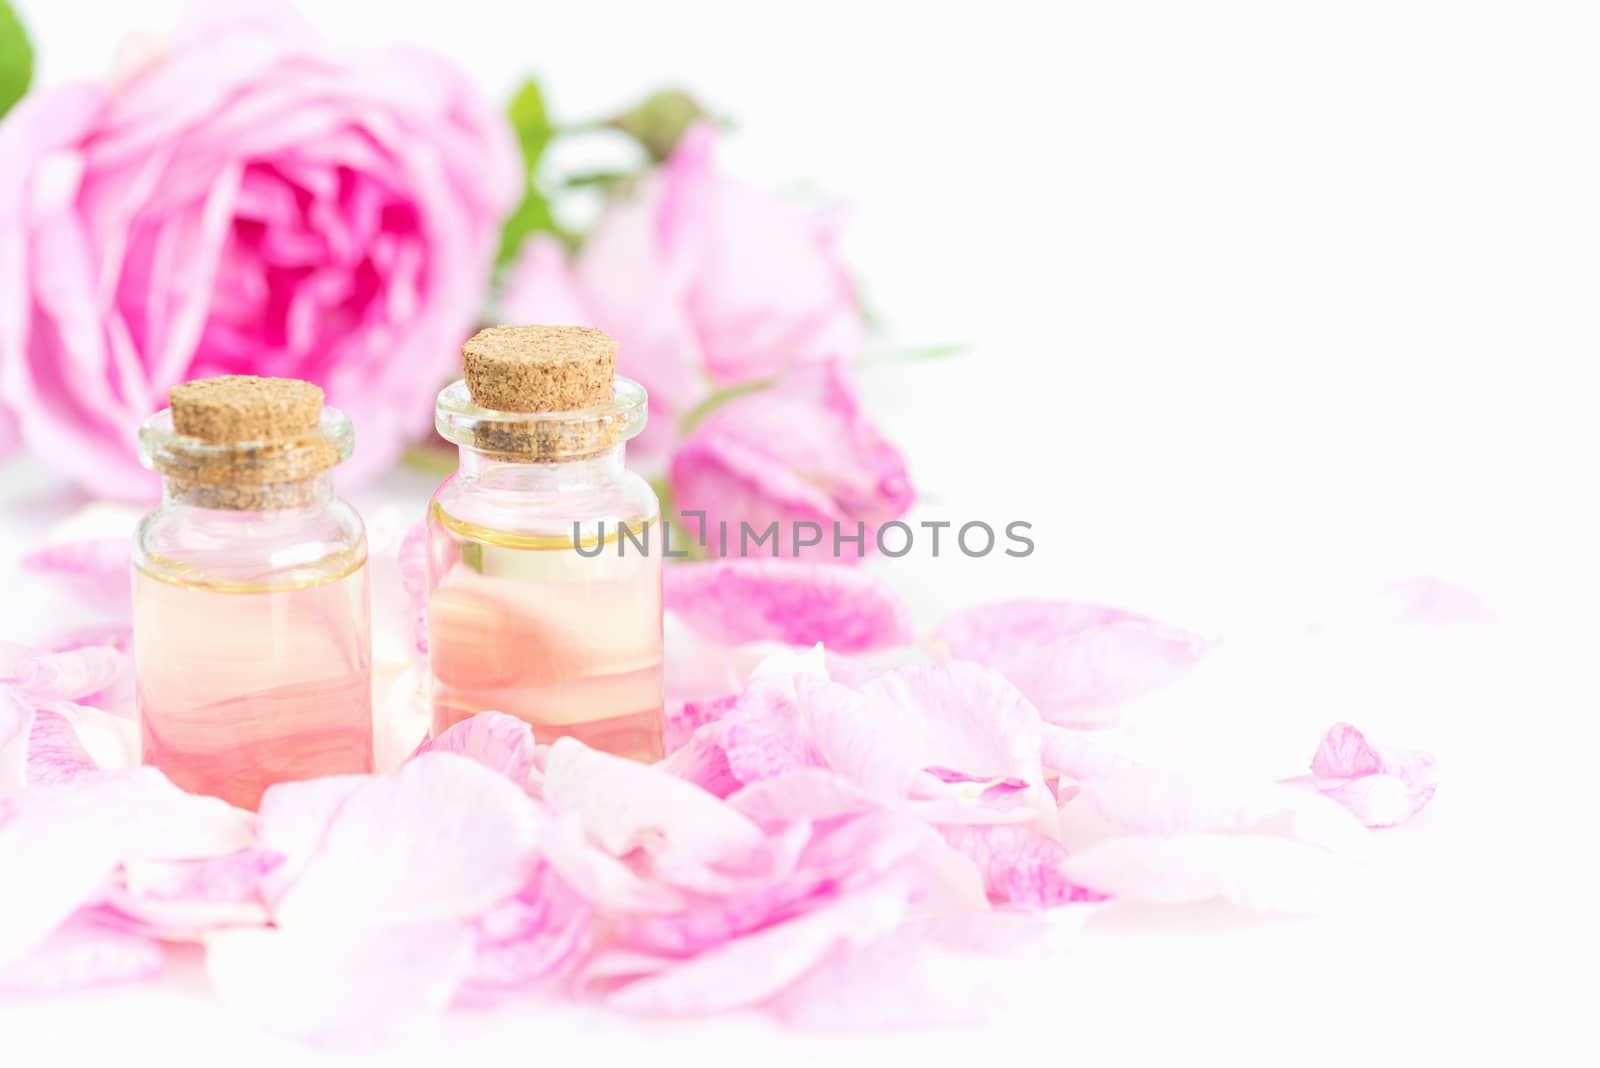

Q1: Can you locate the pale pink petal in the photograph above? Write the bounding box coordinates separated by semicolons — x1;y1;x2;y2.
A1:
460;863;591;1000
253;774;367;908
528;809;684;914
660;725;741;797
5;646;129;703
1071;767;1368;853
0;693;29;793
110;849;280;937
727;768;877;824
19;540;134;614
207;922;474;1048
268;754;541;929
939;824;1102;907
1058;833;1348;913
605;880;912;1016
0;769;252;966
541;737;765;866
413;711;540;792
935;600;1212;726
665;559;913;653
1307;722;1438;828
1375;576;1498;624
0;911;164;992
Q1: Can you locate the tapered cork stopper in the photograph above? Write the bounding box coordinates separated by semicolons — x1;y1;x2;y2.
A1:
169;376;325;442
154;376;343;510
462;326;616;412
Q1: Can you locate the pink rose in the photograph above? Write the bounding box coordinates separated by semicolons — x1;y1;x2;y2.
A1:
500;122;863;457
669;362;913;561
0;8;519;497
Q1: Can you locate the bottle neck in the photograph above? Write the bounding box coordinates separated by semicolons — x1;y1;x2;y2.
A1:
455;444;627;491
160;472;335;512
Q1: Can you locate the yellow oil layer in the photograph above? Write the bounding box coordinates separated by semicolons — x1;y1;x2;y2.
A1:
430;500;655;553
134;546;368;594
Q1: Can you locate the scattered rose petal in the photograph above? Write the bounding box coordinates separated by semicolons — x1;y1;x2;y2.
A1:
0;910;164;993
413;712;541;792
605;880;912;1016
1306;722;1438;828
19;540;134;615
665;559;913;653
939;824;1102;907
935;600;1211;726
23;709;99;786
268;754;541;929
542;737;766;866
1059;833;1348;913
460;863;592;999
111;850;281;937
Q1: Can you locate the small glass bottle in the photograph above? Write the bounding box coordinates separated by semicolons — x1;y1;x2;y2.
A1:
133;376;373;810
427;326;664;762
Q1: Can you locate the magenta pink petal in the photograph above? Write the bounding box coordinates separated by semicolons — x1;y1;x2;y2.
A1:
665;559;913;653
460;863;592;1000
22;708;99;786
111;849;281;937
939;824;1102;907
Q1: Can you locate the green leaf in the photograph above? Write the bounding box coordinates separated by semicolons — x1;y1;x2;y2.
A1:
610;88;707;162
507;78;553;170
496;78;560;268
0;0;34;121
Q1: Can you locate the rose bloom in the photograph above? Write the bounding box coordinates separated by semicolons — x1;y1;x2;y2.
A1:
0;9;518;497
500;122;865;458
670;362;913;561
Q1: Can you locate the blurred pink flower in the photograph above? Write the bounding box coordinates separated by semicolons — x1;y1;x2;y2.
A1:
0;7;518;498
500;122;865;456
669;362;912;560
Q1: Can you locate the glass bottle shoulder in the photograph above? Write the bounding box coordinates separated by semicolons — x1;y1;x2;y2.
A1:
430;466;660;545
134;496;368;592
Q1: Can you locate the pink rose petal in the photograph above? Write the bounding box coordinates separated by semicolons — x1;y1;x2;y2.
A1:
5;646;129;703
665;559;913;653
605;879;912;1016
935;600;1211;726
0;910;164;993
1058;833;1347;913
541;737;765;866
23;708;100;786
413;711;541;793
111;850;281;937
267;754;541;929
19;540;134;615
1307;722;1438;828
460;863;591;1000
939;824;1102;907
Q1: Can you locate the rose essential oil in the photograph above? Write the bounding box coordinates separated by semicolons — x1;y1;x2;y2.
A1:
426;326;664;762
133;377;374;810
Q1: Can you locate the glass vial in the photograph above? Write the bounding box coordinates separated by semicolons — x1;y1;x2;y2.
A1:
133;376;373;810
427;326;664;762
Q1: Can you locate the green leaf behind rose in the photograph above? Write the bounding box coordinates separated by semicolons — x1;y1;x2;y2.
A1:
496;77;562;267
0;0;33;120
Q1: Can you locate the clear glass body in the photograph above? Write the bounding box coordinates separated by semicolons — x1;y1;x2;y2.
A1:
133;472;374;810
427;445;665;762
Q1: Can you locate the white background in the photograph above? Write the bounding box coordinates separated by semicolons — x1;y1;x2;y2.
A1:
2;1;1595;1064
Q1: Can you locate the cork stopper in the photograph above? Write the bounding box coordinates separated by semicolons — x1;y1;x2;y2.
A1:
462;326;616;412
455;325;633;460
169;376;325;443
143;376;348;510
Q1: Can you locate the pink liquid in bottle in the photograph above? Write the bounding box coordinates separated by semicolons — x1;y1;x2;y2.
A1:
133;564;373;810
426;504;664;762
